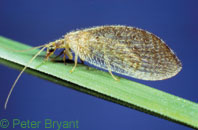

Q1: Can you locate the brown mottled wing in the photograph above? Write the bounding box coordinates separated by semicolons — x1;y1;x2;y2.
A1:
83;25;182;80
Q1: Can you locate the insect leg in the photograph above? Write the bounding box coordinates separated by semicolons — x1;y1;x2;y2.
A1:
65;48;73;60
45;49;56;61
105;60;119;80
104;50;119;81
62;49;67;64
70;52;78;73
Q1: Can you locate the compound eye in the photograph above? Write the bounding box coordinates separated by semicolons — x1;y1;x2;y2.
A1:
48;46;55;52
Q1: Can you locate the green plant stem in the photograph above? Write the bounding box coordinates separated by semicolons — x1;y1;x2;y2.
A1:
0;36;198;129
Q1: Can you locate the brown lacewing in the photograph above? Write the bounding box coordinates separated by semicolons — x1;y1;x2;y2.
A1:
4;25;182;109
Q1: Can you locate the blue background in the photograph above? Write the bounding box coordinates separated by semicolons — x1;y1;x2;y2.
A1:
0;0;198;130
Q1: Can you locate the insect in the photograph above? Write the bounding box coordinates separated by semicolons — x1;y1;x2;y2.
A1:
4;25;182;109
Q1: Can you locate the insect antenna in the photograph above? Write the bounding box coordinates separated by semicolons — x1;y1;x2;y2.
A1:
4;46;46;110
3;44;47;53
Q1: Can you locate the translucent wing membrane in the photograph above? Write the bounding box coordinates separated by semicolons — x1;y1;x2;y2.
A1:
75;25;182;80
